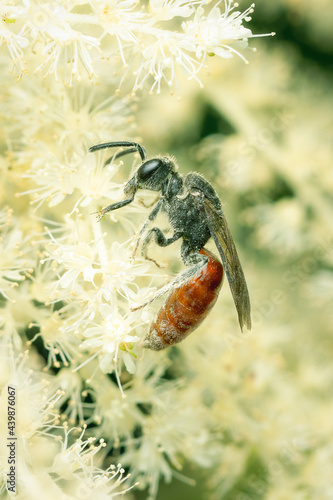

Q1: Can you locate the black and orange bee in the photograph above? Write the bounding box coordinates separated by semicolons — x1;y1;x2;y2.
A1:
89;141;251;350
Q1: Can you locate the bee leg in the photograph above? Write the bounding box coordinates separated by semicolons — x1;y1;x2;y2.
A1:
141;228;182;267
131;247;207;311
96;195;135;220
132;198;165;258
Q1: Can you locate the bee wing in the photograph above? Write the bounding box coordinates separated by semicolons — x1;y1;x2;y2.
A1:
195;196;251;331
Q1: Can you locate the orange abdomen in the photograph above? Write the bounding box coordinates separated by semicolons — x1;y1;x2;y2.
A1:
143;249;223;350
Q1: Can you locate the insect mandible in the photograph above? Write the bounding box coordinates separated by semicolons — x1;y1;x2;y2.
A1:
89;141;251;350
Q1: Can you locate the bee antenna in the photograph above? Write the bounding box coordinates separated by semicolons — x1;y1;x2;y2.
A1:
89;141;147;162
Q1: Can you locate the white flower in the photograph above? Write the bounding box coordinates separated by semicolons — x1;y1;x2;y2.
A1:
100;241;155;303
29;311;80;369
19;2;101;85
35;29;101;86
44;236;100;291
19;149;122;210
133;32;203;94
0;348;63;440
183;2;255;62
51;424;106;479
0;24;28;79
0;284;42;351
3;76;135;154
93;0;146;65
0;208;33;301
81;302;140;375
19;150;75;209
55;368;91;425
149;0;196;21
48;424;139;497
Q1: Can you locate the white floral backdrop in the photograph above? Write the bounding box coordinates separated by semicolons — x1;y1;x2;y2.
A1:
0;1;332;499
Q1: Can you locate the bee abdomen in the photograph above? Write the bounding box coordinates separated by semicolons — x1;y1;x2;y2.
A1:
143;249;223;351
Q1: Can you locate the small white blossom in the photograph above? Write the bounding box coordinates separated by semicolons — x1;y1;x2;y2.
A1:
93;0;145;65
0;208;34;301
28;311;80;369
19;149;123;210
3;76;135;155
149;0;197;21
19;2;101;85
35;30;101;87
51;424;107;479
183;2;255;62
44;237;100;291
0;24;28;79
17;420;138;498
133;32;203;94
81;302;140;376
54;369;91;425
0;349;63;440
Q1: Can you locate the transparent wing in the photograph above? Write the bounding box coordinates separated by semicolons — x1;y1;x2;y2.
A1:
195;196;251;331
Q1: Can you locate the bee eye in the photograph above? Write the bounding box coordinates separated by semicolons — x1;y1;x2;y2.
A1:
138;159;162;181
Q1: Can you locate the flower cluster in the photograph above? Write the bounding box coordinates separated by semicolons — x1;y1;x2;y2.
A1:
0;0;272;93
0;343;136;499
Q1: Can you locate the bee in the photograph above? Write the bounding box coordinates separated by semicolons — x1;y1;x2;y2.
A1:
89;141;251;350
